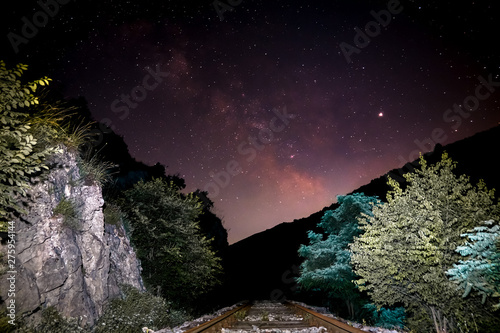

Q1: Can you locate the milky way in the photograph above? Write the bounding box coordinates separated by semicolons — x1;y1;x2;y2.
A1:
3;1;500;243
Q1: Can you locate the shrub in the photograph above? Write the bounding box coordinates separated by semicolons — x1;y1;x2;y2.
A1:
0;250;7;276
363;303;406;329
95;285;189;332
103;203;122;226
37;306;89;332
14;306;90;333
0;61;61;229
0;312;16;333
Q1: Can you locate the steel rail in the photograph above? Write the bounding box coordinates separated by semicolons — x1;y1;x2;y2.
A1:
183;302;251;333
182;301;367;333
285;301;366;333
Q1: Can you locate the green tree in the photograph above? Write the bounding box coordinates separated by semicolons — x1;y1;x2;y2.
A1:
297;193;380;318
447;220;500;310
0;61;59;229
122;178;222;309
350;153;500;333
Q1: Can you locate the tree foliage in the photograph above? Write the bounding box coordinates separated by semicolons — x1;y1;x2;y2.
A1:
350;153;500;333
121;178;222;309
447;220;500;310
363;303;406;329
297;193;380;318
0;61;60;228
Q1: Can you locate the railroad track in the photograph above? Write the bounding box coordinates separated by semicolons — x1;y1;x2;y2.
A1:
183;300;366;333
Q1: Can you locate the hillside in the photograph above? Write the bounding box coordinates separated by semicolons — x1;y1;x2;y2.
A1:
220;125;500;305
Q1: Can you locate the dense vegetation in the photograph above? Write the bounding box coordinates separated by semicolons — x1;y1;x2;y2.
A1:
120;178;223;309
298;153;500;332
297;193;406;329
0;61;61;229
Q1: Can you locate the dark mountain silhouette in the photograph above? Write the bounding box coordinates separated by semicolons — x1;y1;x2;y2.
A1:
219;125;500;305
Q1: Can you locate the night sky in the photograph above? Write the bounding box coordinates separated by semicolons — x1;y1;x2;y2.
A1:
2;0;500;243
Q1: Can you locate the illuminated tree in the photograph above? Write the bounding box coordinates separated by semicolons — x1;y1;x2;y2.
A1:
298;193;380;318
351;153;500;333
447;220;500;310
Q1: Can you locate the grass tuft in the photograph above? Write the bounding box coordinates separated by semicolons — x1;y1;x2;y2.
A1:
77;149;116;187
53;197;80;230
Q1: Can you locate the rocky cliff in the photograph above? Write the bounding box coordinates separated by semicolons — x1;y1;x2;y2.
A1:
0;147;144;328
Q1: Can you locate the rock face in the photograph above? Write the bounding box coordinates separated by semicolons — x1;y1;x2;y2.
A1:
0;147;144;327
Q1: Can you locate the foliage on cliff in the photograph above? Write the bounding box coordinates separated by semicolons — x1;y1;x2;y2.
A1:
0;61;58;228
0;61;94;230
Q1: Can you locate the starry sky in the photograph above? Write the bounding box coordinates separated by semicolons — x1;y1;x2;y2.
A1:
2;0;500;243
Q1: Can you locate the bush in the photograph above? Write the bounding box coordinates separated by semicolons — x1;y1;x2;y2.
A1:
0;312;16;333
0;250;7;276
13;306;90;333
95;285;189;333
103;203;122;226
363;303;406;329
0;61;61;229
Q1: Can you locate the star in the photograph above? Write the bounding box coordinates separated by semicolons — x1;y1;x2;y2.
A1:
8;0;497;245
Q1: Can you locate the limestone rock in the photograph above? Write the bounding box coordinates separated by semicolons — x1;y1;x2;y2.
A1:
0;147;144;327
